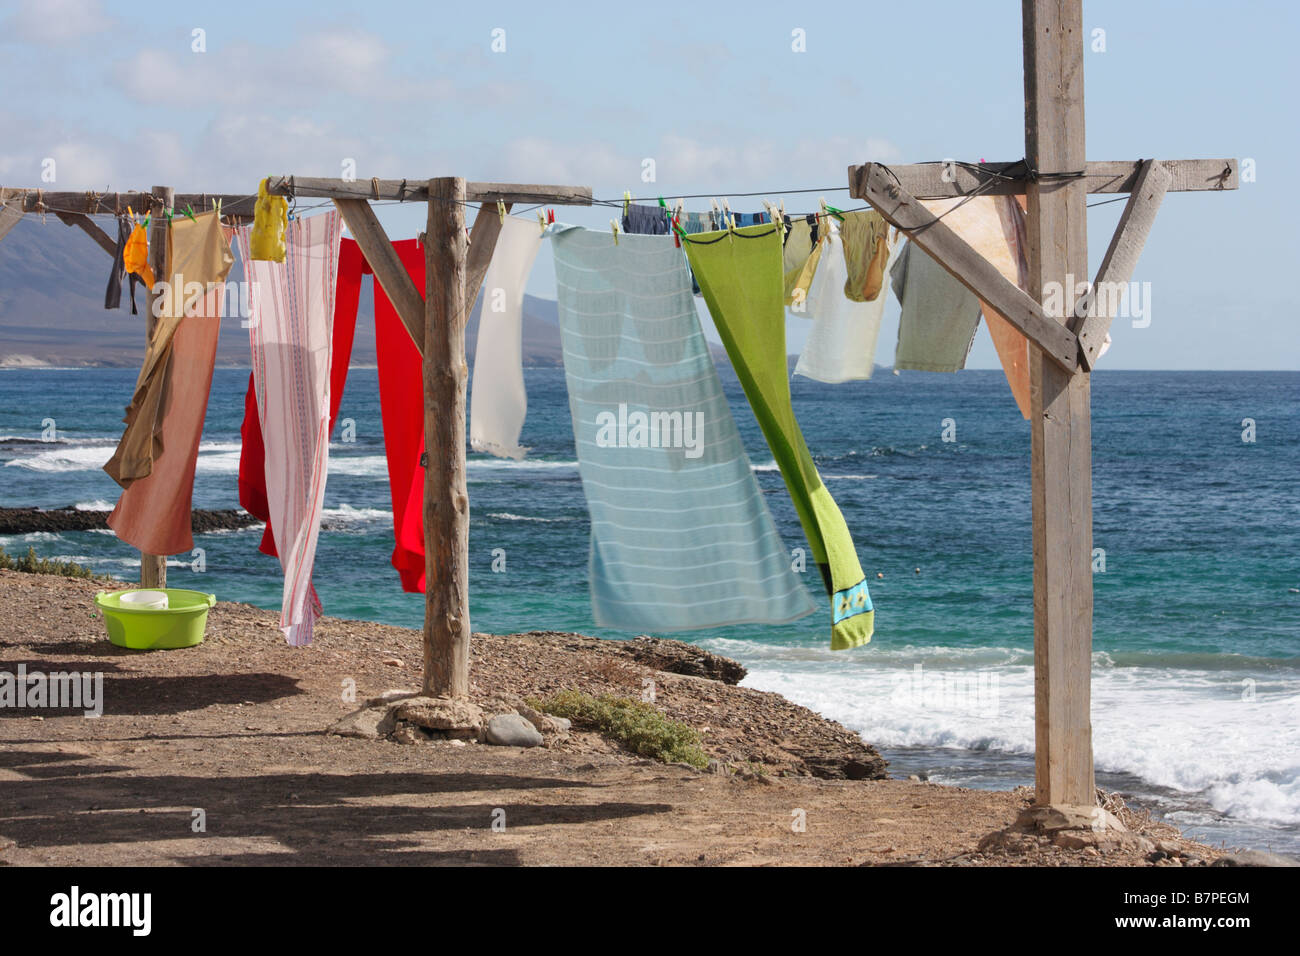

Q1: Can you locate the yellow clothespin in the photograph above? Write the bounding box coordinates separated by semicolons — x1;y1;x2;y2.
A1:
610;219;620;245
726;213;735;243
623;190;631;216
722;198;732;221
497;199;507;224
538;211;547;234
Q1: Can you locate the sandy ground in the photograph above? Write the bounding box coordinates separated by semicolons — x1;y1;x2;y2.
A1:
0;570;1221;866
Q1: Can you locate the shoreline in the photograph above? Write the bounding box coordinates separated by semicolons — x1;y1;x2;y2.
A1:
0;569;1265;867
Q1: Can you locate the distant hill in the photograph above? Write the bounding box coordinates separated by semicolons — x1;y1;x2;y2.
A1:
0;216;569;368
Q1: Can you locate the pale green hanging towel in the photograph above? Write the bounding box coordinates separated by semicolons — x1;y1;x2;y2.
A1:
685;223;873;650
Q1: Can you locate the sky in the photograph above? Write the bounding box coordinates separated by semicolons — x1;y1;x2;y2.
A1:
0;0;1294;369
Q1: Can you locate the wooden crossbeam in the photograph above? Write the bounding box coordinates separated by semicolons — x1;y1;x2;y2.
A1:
847;158;1236;201
332;198;426;355
53;211;117;258
1071;159;1172;370
266;176;592;207
1;188;257;221
857;162;1078;371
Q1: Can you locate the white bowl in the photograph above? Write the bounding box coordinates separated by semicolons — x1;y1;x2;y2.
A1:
119;589;169;610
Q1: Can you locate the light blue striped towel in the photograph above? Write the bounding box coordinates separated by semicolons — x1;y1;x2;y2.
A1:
550;225;815;631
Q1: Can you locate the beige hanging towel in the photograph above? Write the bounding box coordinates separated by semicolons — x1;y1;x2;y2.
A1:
104;210;234;488
918;195;1033;419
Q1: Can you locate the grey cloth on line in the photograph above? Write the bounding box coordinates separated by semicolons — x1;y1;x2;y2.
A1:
104;216;140;314
550;224;815;632
890;240;982;373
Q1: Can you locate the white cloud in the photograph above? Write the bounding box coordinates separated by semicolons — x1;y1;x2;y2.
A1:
0;0;112;44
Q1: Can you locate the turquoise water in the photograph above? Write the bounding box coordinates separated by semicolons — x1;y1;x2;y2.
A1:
1;366;1297;852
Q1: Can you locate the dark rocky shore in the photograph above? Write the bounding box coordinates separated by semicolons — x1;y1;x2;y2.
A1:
0;506;260;535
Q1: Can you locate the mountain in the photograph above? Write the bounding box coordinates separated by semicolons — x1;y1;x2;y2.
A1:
0;215;566;368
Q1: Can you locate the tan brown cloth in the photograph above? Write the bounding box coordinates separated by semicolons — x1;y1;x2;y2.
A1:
107;286;224;555
104;211;233;487
920;195;1032;419
838;210;892;302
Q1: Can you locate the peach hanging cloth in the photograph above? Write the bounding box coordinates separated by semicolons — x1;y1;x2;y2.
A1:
920;195;1033;419
108;212;234;554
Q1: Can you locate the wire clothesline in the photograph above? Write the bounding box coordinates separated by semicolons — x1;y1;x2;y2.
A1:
0;159;1128;226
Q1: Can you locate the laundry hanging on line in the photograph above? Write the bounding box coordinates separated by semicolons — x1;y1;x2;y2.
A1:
108;211;233;555
369;239;431;594
104;207;231;488
550;224;815;632
470;215;543;460
238;238;363;559
684;222;874;650
890;239;983;373
794;215;896;383
104;216;142;315
233;210;342;646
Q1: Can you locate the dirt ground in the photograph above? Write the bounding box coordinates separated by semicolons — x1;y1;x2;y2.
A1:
0;570;1220;866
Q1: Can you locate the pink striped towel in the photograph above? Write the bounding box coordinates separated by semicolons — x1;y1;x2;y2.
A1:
233;211;341;646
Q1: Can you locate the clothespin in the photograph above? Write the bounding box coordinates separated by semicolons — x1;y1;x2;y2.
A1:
610;219;620;246
825;203;846;223
623;190;631;216
182;204;197;223
465;225;472;246
726;213;735;243
537;211;547;234
547;208;555;224
722;198;732;221
497;199;507;224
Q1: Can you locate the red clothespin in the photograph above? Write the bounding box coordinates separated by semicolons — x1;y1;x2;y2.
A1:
546;208;555;224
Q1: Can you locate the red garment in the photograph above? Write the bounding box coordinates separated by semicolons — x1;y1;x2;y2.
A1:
238;238;363;556
366;240;427;593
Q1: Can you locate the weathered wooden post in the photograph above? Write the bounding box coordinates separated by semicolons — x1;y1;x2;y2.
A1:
140;185;171;590
1022;0;1096;807
423;177;470;697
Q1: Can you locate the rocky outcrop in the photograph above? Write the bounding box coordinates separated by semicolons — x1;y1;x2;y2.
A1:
0;506;260;535
623;636;748;685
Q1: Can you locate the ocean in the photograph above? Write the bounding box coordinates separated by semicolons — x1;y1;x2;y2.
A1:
1;365;1296;854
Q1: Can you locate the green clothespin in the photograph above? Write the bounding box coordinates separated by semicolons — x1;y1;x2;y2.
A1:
183;204;197;223
825;203;847;223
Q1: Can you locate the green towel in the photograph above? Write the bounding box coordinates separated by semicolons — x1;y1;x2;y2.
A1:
685;223;873;650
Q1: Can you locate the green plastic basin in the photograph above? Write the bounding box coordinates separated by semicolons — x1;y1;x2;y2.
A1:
95;588;216;650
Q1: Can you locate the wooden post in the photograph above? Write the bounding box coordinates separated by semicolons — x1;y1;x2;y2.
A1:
139;185;171;590
422;177;470;697
1023;0;1095;807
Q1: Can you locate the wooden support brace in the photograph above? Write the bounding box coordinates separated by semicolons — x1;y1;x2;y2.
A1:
332;197;425;356
857;162;1079;371
465;201;511;308
53;211;117;258
847;158;1237;200
1070;159;1172;370
139;186;172;590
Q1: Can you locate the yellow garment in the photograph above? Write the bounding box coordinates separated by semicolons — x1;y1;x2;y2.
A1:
839;210;892;302
788;241;823;313
250;177;287;262
781;218;814;305
122;222;155;290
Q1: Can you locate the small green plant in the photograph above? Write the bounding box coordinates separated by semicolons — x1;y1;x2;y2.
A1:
528;689;709;769
0;545;97;579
